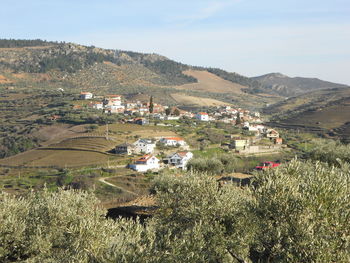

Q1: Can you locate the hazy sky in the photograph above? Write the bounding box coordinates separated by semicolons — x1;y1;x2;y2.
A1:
1;0;350;84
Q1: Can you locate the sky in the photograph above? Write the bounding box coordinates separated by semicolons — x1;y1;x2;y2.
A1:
1;0;350;84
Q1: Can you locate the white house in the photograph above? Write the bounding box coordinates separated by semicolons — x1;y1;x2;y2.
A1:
129;155;160;172
133;139;156;154
105;95;122;106
160;137;186;147
196;112;209;121
92;102;103;110
166;151;193;170
80;92;93;100
165;115;180;120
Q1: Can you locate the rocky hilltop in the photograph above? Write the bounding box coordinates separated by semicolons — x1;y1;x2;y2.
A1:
252;72;348;97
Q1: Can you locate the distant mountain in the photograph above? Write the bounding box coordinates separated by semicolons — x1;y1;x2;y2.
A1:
252;73;348;97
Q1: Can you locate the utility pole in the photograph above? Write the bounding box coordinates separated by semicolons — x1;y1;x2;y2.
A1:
106;122;109;140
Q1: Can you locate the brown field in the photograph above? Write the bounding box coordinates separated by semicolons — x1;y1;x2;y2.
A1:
0;74;12;84
174;70;247;94
171;93;230;106
0;149;119;168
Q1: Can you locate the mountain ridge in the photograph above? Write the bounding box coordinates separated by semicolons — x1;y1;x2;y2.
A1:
252;72;348;97
0;39;348;109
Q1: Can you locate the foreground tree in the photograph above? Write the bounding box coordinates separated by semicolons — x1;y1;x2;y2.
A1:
0;189;154;263
1;159;349;262
249;159;350;262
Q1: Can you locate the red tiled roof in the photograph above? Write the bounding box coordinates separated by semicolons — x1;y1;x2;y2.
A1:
136;155;153;163
198;112;208;115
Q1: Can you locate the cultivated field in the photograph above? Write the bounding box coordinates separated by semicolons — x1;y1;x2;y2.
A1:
0;123;178;168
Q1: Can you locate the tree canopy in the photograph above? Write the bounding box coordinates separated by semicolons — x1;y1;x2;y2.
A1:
1;158;349;262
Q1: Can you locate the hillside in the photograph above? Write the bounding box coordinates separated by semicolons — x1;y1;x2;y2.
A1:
252;73;348;97
265;87;350;142
0;40;281;109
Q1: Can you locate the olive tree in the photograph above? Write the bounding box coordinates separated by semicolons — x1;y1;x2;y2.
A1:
249;159;350;262
151;173;254;263
0;189;154;263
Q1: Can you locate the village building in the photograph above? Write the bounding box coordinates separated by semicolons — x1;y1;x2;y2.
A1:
196;112;209;121
160;137;186;147
91;102;103;110
80;92;93;100
165;116;180;121
134;118;149;125
275;137;283;145
115;143;136;155
230;138;250;150
138;107;149;115
129;155;160;172
165;151;193;170
133;139;156;154
126;102;138;109
104;95;122;106
266;129;279;138
153;113;166;120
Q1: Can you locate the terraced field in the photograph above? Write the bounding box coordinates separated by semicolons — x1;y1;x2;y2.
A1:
48;137;117;152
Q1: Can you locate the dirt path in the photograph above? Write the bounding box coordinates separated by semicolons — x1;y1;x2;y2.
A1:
98;176;138;196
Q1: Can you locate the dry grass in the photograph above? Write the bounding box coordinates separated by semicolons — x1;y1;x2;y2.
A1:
171;93;230;106
0;93;32;101
174;70;247;94
32;124;88;146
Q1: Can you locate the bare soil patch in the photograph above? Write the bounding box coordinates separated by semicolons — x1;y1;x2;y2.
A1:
175;70;247;94
171;93;230;106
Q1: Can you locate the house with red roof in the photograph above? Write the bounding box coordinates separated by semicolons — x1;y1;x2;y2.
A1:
159;137;186;147
129;155;160;172
104;95;122;106
196;112;209;121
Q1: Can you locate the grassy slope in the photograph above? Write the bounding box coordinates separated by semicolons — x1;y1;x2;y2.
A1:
265;87;350;140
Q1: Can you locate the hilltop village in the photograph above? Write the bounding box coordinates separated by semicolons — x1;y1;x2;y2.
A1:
76;92;285;172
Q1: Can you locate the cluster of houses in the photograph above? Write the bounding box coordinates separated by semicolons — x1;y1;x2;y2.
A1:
115;137;193;172
225;127;282;154
79;92;264;125
80;93;165;116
